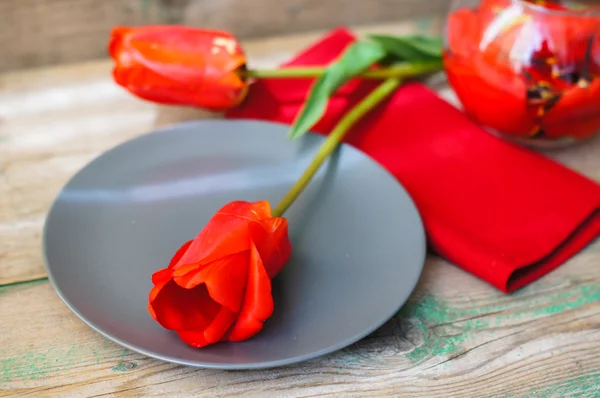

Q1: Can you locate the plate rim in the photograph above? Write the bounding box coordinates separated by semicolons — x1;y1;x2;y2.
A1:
41;118;426;370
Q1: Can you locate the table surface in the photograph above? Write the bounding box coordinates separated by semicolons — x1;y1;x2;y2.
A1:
1;18;599;397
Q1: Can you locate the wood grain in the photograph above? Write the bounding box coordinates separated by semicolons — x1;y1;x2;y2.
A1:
1;244;599;397
0;19;443;286
0;0;447;72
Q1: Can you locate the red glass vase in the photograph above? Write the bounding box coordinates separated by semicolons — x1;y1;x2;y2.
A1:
444;0;600;147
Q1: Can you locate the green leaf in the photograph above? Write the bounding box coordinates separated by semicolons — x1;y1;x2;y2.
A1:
367;34;443;62
288;41;386;139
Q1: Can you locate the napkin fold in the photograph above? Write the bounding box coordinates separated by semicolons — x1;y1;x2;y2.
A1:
226;28;600;292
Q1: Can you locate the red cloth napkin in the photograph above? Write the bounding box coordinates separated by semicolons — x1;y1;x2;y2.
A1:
226;28;600;292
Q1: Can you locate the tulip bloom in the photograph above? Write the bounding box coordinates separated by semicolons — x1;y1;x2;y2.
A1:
145;59;403;348
444;0;600;140
148;201;291;348
109;26;248;110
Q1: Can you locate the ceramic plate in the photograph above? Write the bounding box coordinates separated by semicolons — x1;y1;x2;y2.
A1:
43;119;426;369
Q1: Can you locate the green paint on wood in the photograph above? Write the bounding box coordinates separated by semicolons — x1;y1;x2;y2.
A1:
524;374;600;397
111;361;138;372
0;278;49;296
0;343;132;382
0;279;137;381
531;285;600;316
0;347;77;382
0;277;49;289
398;295;465;362
399;283;600;363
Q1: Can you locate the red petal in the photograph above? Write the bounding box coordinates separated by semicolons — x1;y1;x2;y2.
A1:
128;25;247;97
248;217;292;279
202;252;250;313
226;243;274;342
126;26;245;83
112;62;200;106
177;307;237;348
149;281;220;331
204;307;238;344
108;26;133;59
148;267;174;315
147;240;195;322
114;61;246;110
151;267;172;286
172;201;272;271
148;303;158;321
174;251;250;313
177;329;209;348
218;200;273;221
168;240;193;269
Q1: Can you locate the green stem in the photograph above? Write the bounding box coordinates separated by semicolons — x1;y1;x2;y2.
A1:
272;77;402;217
244;62;441;80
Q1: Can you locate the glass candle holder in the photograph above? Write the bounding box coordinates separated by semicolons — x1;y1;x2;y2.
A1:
443;0;600;148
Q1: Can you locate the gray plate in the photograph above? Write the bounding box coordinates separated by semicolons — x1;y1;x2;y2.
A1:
43;119;425;370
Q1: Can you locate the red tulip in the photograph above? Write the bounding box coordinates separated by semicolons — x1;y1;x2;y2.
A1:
109;26;248;110
148;200;291;348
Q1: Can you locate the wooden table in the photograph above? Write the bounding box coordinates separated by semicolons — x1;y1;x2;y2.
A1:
1;19;599;397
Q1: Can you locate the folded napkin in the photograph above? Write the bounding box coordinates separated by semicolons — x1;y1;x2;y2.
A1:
226;28;600;292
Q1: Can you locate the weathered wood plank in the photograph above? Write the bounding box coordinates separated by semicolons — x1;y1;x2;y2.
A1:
1;244;599;396
0;19;443;285
0;61;157;286
0;0;447;72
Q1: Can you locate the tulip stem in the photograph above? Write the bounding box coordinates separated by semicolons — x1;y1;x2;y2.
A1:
272;77;402;218
244;62;441;80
